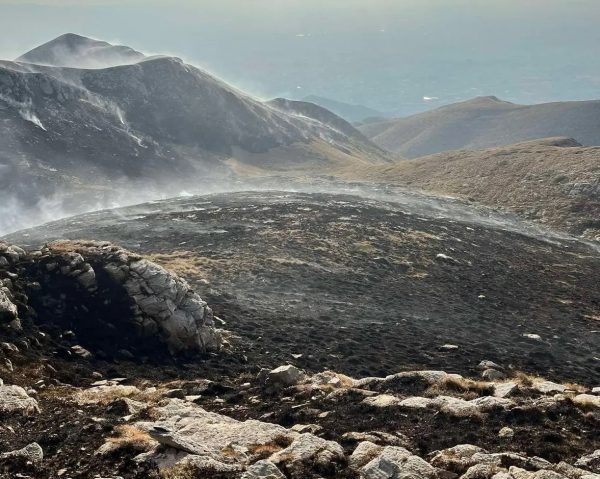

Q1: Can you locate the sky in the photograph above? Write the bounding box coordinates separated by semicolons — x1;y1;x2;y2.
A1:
1;0;600;116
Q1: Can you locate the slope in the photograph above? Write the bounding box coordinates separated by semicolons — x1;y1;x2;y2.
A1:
360;96;600;158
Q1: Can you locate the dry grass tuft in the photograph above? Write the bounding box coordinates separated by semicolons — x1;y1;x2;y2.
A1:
75;384;163;406
106;425;157;452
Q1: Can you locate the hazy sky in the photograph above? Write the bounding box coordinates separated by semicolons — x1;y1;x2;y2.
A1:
1;0;600;115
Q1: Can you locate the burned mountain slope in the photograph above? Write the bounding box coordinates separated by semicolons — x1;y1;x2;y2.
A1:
0;34;387;234
7;190;600;385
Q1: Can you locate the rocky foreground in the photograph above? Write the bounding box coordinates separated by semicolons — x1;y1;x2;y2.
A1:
0;239;598;478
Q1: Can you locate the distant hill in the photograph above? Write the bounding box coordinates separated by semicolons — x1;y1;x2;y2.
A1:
302;95;387;123
341;138;600;240
16;33;146;68
359;96;600;158
0;34;387;234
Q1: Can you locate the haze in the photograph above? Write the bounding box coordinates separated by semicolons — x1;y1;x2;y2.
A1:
2;0;600;116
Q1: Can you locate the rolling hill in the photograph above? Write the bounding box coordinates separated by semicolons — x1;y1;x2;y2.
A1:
360;96;600;158
341;137;600;240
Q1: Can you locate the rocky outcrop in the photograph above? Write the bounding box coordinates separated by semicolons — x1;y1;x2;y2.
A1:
0;240;221;357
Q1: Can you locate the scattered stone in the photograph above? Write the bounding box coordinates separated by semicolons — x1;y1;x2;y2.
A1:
350;441;384;470
342;431;409;447
399;396;434;409
361;446;438;479
498;427;515;439
440;344;460;351
363;394;403;408
71;345;93;359
0;288;18;321
140;399;295;467
523;333;542;340
478;361;504;372
494;382;519;398
436;253;460;265
241;460;286;479
291;424;323;434
533;381;567;395
482;369;506;381
430;445;487;473
263;365;306;388
553;461;594;479
462;463;504;479
0;442;43;467
0;385;40;415
75;384;142;405
576;450;600;473
572;394;600;409
164;389;186;399
270;433;345;475
591;387;600;395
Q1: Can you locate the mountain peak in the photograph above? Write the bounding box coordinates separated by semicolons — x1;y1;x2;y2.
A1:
16;33;145;69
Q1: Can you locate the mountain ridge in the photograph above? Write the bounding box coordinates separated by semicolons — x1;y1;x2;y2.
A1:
360;96;600;157
0;34;388;234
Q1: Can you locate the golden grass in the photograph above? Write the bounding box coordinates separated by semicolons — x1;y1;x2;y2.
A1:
106;425;157;452
75;384;163;406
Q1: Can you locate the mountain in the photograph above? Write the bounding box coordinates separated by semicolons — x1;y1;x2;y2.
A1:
267;97;373;141
16;32;146;68
360;96;600;158
0;34;387;234
340;137;600;240
302;94;387;123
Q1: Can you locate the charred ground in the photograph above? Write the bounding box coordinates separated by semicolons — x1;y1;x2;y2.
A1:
8;190;600;385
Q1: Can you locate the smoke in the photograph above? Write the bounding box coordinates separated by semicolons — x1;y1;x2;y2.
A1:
0;94;46;130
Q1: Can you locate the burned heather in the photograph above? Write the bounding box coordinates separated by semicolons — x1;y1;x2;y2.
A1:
7;190;600;385
0;189;599;478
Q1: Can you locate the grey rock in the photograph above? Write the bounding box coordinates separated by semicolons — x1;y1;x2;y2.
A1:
498;427;515;439
0;288;18;321
461;464;503;479
0;385;40;415
361;446;437;479
0;442;43;466
241;460;285;479
430;445;487;473
482;369;506;381
264;365;306;387
572;394;600;409
478;361;504;371
533;381;567;395
270;433;345;474
71;345;93;359
494;382;519;398
164;389;186;399
576;450;600;473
